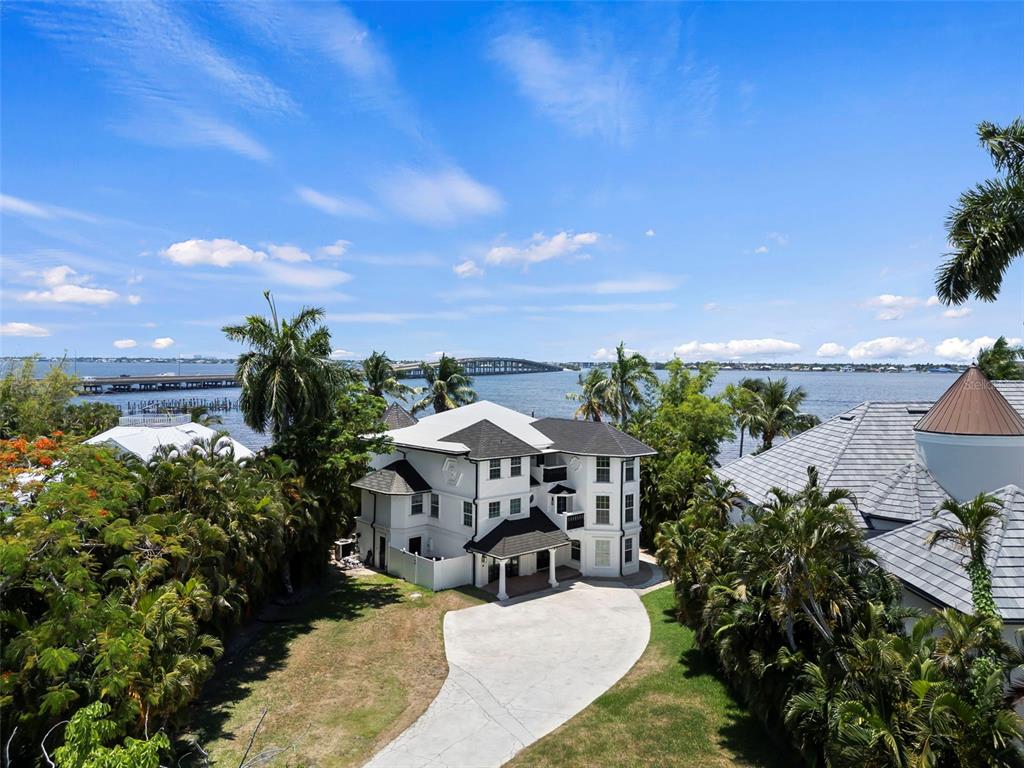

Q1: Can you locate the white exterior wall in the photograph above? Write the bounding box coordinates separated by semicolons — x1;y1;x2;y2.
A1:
915;432;1024;502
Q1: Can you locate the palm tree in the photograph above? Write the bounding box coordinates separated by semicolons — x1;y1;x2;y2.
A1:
936;117;1024;305
977;336;1024;380
745;377;819;452
410;354;476;415
223;291;341;441
607;342;658;427
723;377;765;457
362;350;414;400
566;367;613;421
928;493;1005;621
188;405;223;426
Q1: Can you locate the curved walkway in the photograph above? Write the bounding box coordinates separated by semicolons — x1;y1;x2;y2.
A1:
363;579;650;768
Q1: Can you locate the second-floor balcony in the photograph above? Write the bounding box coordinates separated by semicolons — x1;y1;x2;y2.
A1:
541;464;567;483
566;512;585;530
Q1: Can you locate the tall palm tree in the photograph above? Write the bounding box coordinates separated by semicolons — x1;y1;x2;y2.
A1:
223;290;341;441
746;378;819;452
723;377;765;457
566;367;613;421
977;336;1024;380
188;405;223;426
608;342;658;427
936;117;1024;305
410;354;476;415
928;493;1005;621
362;350;414;400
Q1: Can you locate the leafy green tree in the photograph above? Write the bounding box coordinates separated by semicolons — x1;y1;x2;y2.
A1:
410;354;476;414
607;342;658;427
936;117;1024;305
977;336;1024;380
0;357;78;438
62;402;120;435
742;377;820;452
53;702;170;768
223;290;342;441
565;367;613;421
362;350;414;400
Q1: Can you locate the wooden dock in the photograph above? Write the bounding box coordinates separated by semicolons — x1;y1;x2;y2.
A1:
77;374;238;393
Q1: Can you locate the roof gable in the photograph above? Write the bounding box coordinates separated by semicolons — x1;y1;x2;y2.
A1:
440;419;541;460
464;508;570;558
353;459;431;495
382;402;418;430
530;418;656;457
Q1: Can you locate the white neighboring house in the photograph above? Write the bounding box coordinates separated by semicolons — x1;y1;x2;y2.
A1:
85;414;254;462
353;401;655;600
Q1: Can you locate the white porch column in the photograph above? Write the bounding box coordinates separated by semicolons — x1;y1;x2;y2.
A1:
548;548;558;588
497;559;508;601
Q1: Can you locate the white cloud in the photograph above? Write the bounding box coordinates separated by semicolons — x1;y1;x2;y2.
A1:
260;260;352;289
127;272;144;285
152;337;175;349
867;294;923;321
453;259;484;278
934;336;1021;361
529;302;674;314
319;240;351;258
486;231;599;268
21;278;120;306
163;238;267;267
766;232;790;246
0;322;50;337
42;265;79;286
673;338;801;359
296;186;376;218
489;30;636;143
942;307;972;319
848;336;929;360
266;243;311;263
0;193;97;222
330;348;356;359
329;311;465;324
926;295;941;307
816;342;847;357
377;167;502;226
753;245;768;254
127;294;142;305
113;339;138;349
591;348;616;361
703;302;719;312
645;229;655;237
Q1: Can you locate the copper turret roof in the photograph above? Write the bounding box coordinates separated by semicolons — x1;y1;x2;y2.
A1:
914;366;1024;436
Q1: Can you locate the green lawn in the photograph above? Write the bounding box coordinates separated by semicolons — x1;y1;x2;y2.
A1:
508;585;793;768
185;570;490;767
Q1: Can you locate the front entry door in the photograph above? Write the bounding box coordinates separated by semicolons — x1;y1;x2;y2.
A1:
508;557;520;577
536;550;550;570
409;536;422;555
488;560;500;583
379;536;387;570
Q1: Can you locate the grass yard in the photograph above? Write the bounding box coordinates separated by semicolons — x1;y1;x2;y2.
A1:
186;569;490;767
508;585;793;768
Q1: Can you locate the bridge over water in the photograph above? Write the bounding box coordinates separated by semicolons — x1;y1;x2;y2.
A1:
394;357;562;378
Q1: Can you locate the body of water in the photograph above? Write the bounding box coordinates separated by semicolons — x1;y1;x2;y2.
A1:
25;360;958;463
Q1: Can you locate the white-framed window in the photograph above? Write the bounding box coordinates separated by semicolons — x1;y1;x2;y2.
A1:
411;494;423;515
489;459;501;480
624;459;635;482
510;457;522;477
624;537;634;563
596;456;610;483
624;493;634;523
510;497;522;515
596;495;610;525
463;501;473;527
595;539;610;567
570;540;581;561
430;493;439;518
489;501;501;518
556;495;569;514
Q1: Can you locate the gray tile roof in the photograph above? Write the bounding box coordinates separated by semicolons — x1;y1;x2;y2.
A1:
440;419;543;460
994;381;1024;415
869;484;1024;623
382;402;418;430
859;462;949;523
353;459;431;495
464;507;570;559
531;418;657;457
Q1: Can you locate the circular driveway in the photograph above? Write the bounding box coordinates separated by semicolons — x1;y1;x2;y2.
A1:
364;580;650;768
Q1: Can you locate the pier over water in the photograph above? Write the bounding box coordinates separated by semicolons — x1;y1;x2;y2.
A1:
77;373;239;393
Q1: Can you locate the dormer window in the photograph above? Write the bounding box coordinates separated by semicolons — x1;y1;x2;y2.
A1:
596;456;610;483
510;457;522;477
489;459;501;480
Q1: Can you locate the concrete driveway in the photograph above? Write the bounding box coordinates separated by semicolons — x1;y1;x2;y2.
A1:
364;580;650;768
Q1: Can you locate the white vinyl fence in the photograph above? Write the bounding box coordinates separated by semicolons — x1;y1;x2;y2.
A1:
387;547;473;591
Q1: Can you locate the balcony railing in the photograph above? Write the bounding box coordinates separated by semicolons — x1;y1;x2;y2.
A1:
566;513;585;530
543;465;567;483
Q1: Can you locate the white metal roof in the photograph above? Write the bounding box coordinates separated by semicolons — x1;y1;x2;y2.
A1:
85;422;254;462
383;401;554;454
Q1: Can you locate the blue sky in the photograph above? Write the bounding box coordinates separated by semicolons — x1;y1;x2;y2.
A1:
1;2;1021;363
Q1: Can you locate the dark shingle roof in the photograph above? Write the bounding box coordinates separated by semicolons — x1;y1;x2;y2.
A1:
915;366;1024;436
531;418;656;457
352;459;431;495
382;402;418;430
869;485;1024;622
440;419;542;460
464;507;570;559
548;483;576;495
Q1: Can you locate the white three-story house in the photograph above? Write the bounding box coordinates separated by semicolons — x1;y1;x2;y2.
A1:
352;401;656;599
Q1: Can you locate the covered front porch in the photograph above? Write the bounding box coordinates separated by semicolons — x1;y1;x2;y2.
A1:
481;564;581;599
